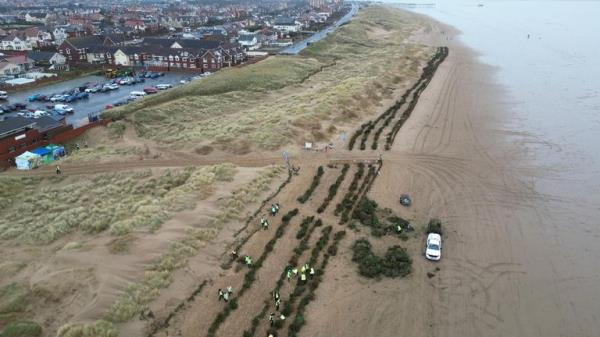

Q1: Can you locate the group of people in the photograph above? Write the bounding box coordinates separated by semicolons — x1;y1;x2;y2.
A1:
286;263;315;283
267;289;286;329
217;286;234;302
268;311;286;327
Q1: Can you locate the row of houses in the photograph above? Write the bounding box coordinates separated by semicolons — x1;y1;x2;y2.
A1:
56;36;246;71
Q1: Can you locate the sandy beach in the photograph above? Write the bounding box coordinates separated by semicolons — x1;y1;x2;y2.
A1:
299;11;600;337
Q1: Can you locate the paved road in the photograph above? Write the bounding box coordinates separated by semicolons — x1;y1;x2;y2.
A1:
0;72;190;126
280;2;359;55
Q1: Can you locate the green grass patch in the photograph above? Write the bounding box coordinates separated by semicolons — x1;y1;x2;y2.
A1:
0;164;236;244
0;321;42;337
57;320;117;337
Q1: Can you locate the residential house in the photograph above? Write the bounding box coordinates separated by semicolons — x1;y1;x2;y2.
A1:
0;60;21;76
273;17;300;32
28;51;66;66
3;55;36;73
52;25;85;45
237;31;260;50
57;35;116;64
124;19;146;32
25;12;48;24
0;34;33;51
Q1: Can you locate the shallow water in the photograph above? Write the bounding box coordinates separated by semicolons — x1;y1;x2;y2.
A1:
403;0;600;204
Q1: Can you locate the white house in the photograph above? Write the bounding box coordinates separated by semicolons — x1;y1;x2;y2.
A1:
273;17;300;33
0;35;33;51
25;13;47;24
0;61;21;76
237;31;261;50
113;49;130;66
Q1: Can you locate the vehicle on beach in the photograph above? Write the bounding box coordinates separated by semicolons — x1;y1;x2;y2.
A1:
0;91;7;100
155;84;172;90
425;233;442;261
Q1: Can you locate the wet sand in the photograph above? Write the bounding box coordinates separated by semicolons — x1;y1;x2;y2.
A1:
300;12;600;337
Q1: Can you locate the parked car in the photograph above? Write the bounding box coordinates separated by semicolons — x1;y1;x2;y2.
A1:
64;95;77;103
425;233;442;261
28;94;42;102
50;95;65;102
104;83;119;90
33;110;50;118
155;84;172;90
14;102;27;109
130;91;147;98
54;104;74;114
76;92;89;99
157;72;165;76
105;104;114;109
143;87;158;94
0;91;8;100
150;73;159;79
4;104;16;111
85;86;99;93
136;77;146;83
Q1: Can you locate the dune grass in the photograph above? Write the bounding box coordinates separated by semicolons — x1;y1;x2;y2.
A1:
57;320;116;337
0;321;42;337
105;166;284;322
0;164;236;244
101;6;433;153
